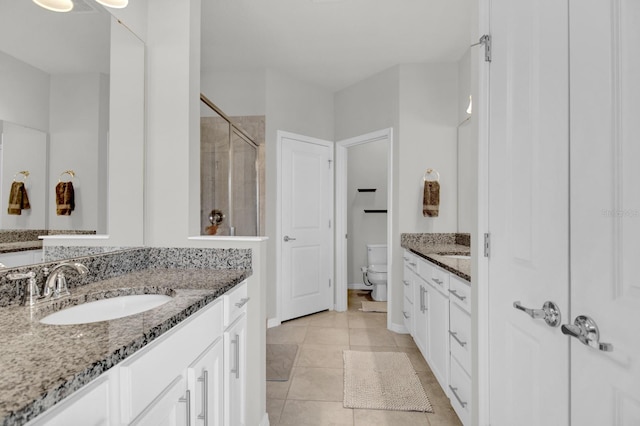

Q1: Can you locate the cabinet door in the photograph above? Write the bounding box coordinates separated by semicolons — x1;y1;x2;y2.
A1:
425;282;449;390
224;314;247;426
188;337;224;426
131;376;189;426
413;280;428;356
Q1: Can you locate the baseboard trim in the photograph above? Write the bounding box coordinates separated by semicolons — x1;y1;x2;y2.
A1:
267;318;281;329
389;321;409;334
348;283;373;290
259;412;270;426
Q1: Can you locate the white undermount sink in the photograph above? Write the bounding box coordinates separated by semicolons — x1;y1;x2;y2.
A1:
40;294;173;325
442;254;471;260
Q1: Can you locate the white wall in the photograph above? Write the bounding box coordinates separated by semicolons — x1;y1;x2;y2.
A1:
200;70;266;116
347;139;388;286
0;51;50;132
457;49;474;233
265;68;334;320
48;73;109;232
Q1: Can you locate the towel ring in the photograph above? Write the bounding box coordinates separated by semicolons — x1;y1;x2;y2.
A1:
13;171;30;183
59;170;75;183
423;168;440;182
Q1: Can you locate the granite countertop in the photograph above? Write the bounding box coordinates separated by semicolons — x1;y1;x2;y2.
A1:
401;238;471;281
0;241;42;255
0;268;250;426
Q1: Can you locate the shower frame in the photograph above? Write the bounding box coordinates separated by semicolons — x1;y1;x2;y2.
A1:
200;93;260;236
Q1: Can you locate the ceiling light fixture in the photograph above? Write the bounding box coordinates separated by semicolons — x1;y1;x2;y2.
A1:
33;0;74;12
94;0;128;8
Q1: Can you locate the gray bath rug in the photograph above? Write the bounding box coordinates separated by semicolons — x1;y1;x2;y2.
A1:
343;350;433;412
266;344;298;381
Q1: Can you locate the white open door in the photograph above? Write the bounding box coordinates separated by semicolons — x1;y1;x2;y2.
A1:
278;132;334;322
569;1;640;424
488;0;570;424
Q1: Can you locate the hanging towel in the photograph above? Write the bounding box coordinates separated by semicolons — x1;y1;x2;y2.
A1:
56;181;75;215
7;181;30;215
422;180;440;217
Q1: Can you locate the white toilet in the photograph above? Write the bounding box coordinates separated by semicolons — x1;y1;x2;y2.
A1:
365;244;388;302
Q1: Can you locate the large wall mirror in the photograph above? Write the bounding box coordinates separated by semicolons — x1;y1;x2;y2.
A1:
0;1;145;266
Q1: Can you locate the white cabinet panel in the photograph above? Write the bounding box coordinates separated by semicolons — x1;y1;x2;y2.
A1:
450;302;471;376
188;337;224;426
425;280;449;390
449;356;471;426
224;313;247;426
130;376;188;426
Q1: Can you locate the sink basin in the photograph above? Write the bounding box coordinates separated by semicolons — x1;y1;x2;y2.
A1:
442;254;471;260
40;294;173;325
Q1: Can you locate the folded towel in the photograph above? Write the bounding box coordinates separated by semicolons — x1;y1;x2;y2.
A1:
423;180;440;217
56;181;75;215
7;181;30;215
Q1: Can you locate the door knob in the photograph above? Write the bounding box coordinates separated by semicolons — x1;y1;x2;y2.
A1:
283;235;297;242
561;315;613;352
513;300;561;327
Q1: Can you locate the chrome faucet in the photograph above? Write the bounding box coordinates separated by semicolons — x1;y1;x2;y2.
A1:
43;262;89;300
7;271;40;306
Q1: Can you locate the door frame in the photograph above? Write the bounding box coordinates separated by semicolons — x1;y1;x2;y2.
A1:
335;128;393;323
276;130;335;323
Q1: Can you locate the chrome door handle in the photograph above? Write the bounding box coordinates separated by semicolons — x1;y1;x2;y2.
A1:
179;389;191;425
448;385;468;408
513;300;561;327
235;297;250;308
402;280;410;286
448;330;467;347
283;235;296;242
402;310;410;319
449;289;467;302
197;370;209;425
561;315;613;352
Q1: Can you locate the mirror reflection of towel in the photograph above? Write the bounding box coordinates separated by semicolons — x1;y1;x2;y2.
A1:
7;181;30;215
423;181;440;217
56;181;75;215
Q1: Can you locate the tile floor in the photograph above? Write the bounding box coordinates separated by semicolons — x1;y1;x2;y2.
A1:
266;290;463;426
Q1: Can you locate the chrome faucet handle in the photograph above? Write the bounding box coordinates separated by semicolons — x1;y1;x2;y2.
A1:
7;271;40;306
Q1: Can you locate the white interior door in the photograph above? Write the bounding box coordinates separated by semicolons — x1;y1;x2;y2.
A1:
488;0;570;424
280;133;333;322
569;1;640;424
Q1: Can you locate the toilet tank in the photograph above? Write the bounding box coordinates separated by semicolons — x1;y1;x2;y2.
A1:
367;244;387;265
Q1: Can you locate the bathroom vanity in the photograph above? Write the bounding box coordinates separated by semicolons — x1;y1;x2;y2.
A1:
401;233;471;425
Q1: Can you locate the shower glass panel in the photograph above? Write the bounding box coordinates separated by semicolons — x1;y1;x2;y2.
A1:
200;94;259;236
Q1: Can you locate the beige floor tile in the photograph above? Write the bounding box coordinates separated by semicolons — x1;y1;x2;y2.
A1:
417;371;451;408
308;312;349;328
394;333;418;348
267;374;293;400
279;400;354;426
267;399;285;426
305;327;350;346
347;312;387;328
297;344;349;369
403;347;431;372
353;409;430;426
349;328;398;346
267;324;308;344
426;406;463;426
349;345;403;352
287;367;344;401
282;315;313;327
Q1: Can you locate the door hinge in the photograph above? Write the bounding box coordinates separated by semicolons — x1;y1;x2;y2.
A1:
484;233;491;258
471;34;492;62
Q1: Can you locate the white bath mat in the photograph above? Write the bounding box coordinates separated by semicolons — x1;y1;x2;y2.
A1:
343;350;433;412
360;301;387;313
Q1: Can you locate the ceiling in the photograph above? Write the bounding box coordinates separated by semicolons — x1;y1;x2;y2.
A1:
201;0;472;92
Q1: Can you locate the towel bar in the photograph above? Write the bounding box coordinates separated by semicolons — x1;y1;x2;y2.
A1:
59;170;75;182
423;168;440;182
13;171;30;182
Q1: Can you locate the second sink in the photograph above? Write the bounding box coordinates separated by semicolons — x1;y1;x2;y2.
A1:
40;294;173;325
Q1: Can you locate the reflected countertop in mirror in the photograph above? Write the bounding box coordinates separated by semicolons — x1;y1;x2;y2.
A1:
0;230;96;255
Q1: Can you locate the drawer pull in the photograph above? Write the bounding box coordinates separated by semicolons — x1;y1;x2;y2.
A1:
409;262;417;267
179;389;192;425
402;310;410;319
231;334;241;379
433;278;443;285
403;256;409;261
449;330;467;347
197;370;209;425
449;385;468;408
403;280;410;286
235;297;250;308
449;289;467;301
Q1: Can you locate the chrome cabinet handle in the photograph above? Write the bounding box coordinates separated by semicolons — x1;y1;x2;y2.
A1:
449;289;467;302
402;280;410;286
231;334;241;378
179;389;191;425
448;330;467;347
513;300;561;327
419;286;425;312
403;256;409;261
402;310;410;319
433;278;443;284
449;385;468;408
409;262;417;267
197;370;209;425
283;235;296;242
235;297;250;308
561;315;613;352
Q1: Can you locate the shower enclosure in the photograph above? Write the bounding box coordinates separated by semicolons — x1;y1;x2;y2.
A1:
200;94;260;236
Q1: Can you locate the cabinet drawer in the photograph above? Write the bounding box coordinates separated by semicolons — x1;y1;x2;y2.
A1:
449;275;471;313
449;357;472;426
224;281;249;327
431;265;450;292
416;257;433;283
449;303;471;375
402;267;413;301
120;299;223;423
403;295;413;335
403;250;419;273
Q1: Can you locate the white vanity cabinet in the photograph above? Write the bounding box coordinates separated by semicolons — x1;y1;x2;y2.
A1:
223;282;249;426
403;249;472;426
